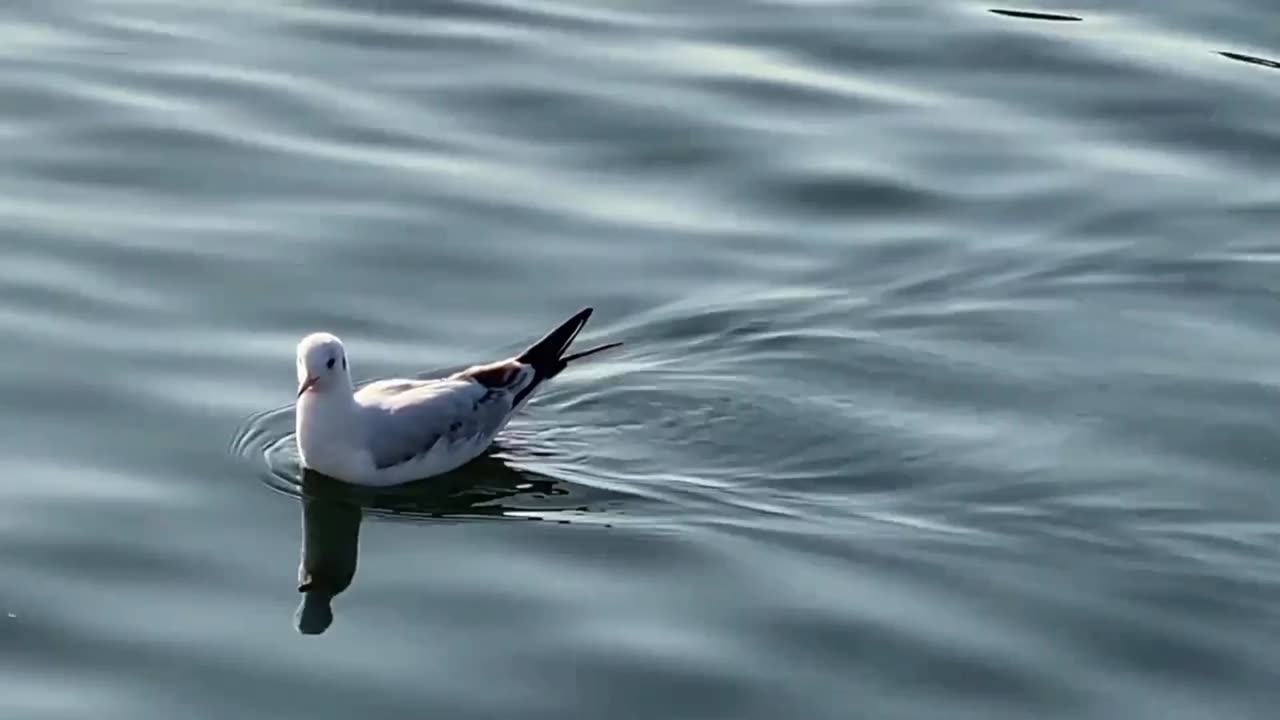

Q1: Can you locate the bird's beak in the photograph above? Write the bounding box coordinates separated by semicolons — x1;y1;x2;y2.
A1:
297;376;318;398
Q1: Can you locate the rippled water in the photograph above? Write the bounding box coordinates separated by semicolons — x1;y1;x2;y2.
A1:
3;1;1279;718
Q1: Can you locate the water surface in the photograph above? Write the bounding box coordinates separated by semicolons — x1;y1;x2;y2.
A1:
2;1;1279;718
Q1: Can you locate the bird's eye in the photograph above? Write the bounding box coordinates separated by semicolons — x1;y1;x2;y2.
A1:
326;358;336;369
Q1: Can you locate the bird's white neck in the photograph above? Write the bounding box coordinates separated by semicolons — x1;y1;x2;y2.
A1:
296;388;364;479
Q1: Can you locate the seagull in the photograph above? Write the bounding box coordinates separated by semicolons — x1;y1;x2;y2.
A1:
294;307;621;487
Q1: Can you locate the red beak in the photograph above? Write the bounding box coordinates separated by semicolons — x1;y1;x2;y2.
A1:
297;376;318;398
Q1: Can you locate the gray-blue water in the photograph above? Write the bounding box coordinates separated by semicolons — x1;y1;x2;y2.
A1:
2;2;1279;718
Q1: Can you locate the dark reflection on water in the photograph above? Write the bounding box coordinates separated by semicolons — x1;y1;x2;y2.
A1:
293;457;587;634
989;9;1085;22
297;453;577;521
295;473;362;635
1219;51;1280;70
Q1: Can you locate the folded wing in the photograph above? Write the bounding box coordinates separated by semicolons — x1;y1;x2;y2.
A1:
354;373;523;471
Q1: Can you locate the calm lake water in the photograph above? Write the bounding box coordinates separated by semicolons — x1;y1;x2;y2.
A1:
3;1;1279;718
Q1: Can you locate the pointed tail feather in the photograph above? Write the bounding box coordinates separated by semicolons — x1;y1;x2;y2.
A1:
561;341;623;364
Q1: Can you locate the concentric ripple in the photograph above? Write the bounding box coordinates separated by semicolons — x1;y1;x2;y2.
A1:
229;396;635;524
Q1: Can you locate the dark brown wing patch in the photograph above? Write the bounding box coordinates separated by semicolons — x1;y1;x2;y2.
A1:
453;360;520;389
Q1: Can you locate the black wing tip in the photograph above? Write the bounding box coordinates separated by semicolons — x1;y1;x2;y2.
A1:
509;311;619;406
517;306;597;367
559;306;595;328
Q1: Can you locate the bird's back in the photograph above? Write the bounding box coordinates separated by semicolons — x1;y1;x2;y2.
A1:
350;375;514;483
354;376;476;413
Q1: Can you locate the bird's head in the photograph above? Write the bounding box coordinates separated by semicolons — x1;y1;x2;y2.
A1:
296;332;351;398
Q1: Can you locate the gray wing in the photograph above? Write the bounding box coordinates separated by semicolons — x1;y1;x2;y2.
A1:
354;362;535;470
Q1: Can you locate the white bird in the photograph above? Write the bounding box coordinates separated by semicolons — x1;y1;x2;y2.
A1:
294;307;622;487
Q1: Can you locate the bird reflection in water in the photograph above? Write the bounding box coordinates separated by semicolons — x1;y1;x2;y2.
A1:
293;454;572;635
